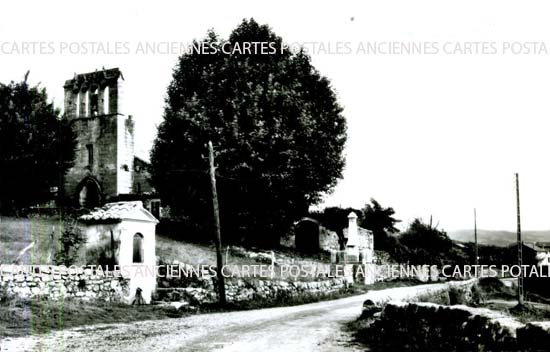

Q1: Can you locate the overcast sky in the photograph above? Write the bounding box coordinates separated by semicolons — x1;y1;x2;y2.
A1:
2;0;550;232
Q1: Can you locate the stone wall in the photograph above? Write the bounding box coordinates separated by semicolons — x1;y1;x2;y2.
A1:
0;265;130;302
132;157;154;194
362;301;550;351
357;279;477;307
64;115;119;200
1;262;348;305
156;277;349;305
116;114;134;195
364;302;520;350
354;280;550;351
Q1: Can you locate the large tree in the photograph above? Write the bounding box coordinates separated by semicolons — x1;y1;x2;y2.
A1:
151;19;347;246
359;199;400;251
0;75;76;212
398;218;453;265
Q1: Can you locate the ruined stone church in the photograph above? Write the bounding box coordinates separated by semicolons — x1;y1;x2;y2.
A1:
63;68;158;215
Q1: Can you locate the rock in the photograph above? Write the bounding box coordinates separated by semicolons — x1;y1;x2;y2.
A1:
170;301;189;310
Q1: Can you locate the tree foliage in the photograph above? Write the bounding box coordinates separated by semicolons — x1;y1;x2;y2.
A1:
150;19;347;246
398;218;453;265
359;198;400;251
0;76;76;211
54;222;86;266
310;206;362;249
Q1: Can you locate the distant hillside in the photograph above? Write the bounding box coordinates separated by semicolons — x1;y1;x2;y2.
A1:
448;229;550;247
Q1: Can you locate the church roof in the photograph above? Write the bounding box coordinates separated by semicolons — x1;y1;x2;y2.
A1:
79;201;158;223
64;67;123;89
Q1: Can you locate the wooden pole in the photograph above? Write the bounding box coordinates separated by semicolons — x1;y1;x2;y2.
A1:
208;141;226;304
516;173;524;305
474;208;478;267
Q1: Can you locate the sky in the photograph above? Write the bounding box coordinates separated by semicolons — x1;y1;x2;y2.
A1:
2;0;550;232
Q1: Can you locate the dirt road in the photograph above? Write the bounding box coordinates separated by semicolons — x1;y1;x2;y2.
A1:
1;294;371;352
1;283;456;351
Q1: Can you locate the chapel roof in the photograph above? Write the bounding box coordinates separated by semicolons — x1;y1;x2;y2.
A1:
79;201;158;223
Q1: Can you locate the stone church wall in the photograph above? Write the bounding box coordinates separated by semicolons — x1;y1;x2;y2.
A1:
64;115;119;201
132;158;154;194
116;114;134;195
63;68;140;206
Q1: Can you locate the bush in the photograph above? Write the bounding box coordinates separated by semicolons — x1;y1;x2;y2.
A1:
477;277;515;300
0;284;10;303
54;223;86;266
470;283;486;306
448;286;468;305
416;289;451;305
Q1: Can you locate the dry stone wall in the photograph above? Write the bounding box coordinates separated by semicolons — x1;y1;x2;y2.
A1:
365;302;521;350
0;265;130;302
156;277;349;305
362;301;550;351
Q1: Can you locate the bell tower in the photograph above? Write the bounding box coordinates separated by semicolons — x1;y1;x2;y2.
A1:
63;68;135;207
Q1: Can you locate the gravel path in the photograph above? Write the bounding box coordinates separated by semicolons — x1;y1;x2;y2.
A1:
1;283;450;352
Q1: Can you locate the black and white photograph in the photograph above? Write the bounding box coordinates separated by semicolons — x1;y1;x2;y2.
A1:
2;1;550;351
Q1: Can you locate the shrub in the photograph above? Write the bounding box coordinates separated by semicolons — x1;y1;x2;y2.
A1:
54;223;86;266
470;283;486;306
0;284;10;303
448;286;463;305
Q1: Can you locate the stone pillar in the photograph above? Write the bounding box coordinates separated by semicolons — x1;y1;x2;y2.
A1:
64;88;77;119
346;211;359;247
346;212;359;263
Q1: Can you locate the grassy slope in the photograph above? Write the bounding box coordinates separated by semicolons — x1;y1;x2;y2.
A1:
0;216;66;265
1;217;333;281
0;296;191;338
0;216;353;338
0;216;263;266
0;217;425;338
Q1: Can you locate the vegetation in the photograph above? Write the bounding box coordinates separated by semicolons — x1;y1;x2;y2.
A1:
1;216;333;281
359;199;400;250
0;216;64;264
0;296;191;338
0;279;425;337
150;19;347;247
54;222;86;266
311;200;407;259
310;206;362;249
0;74;76;213
398;218;454;265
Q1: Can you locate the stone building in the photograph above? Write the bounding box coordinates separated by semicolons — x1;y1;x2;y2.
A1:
79;201;158;304
289;212;376;284
294;217;322;252
63;68;157;213
290;212;374;262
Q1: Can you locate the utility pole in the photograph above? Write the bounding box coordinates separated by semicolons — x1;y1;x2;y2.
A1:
515;173;524;306
474;208;478;267
208;141;226;305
